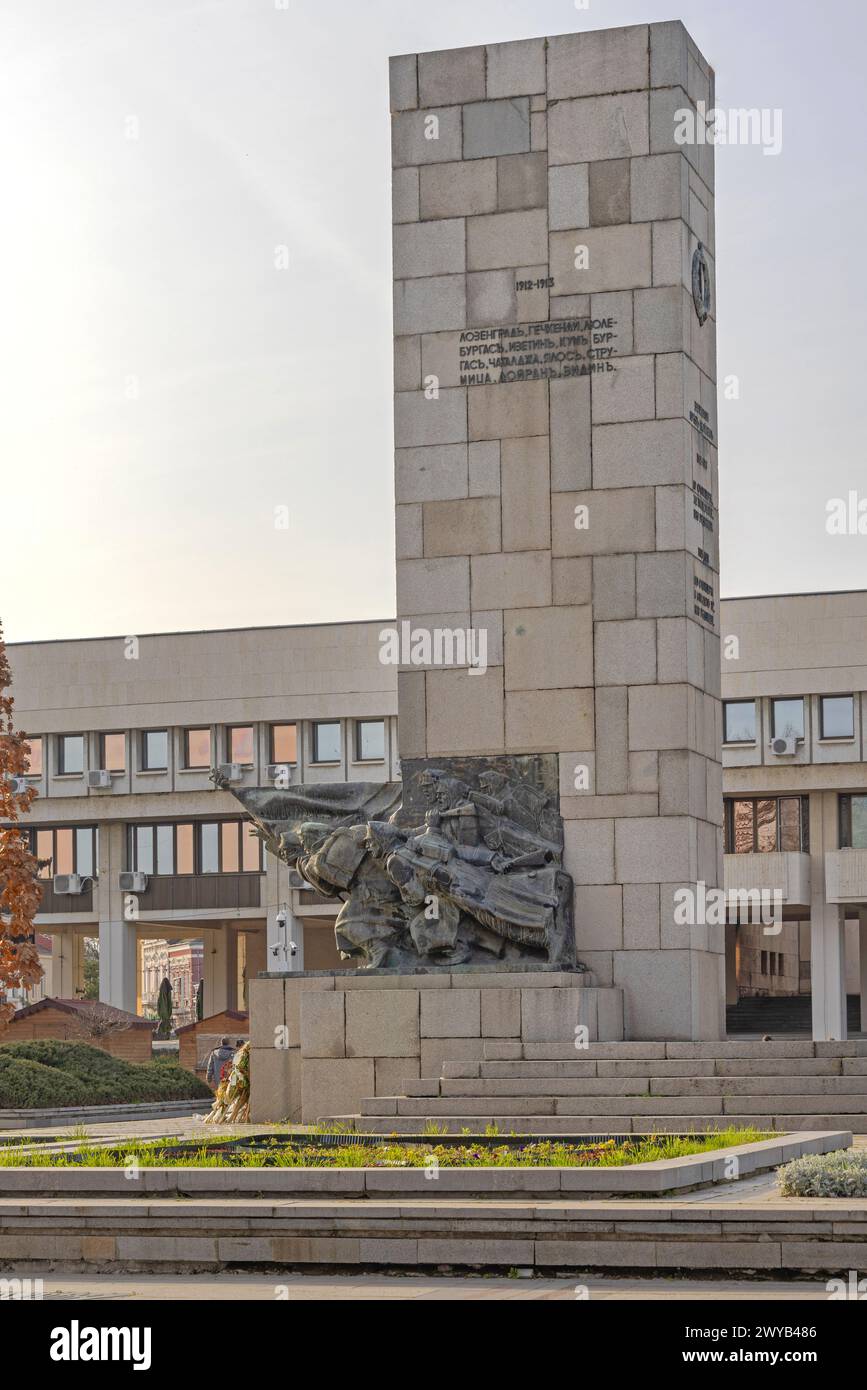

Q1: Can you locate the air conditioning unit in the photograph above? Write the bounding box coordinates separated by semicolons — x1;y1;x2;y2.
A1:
87;769;113;789
217;762;243;784
6;775;26;794
770;735;798;756
119;871;149;893
53;874;83;896
266;763;295;784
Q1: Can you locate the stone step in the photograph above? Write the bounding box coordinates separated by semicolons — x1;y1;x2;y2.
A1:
351;1112;867;1136
443;1057;860;1079
5;1187;867;1274
362;1091;867;1118
435;1075;867;1099
653;1076;867;1097
483;1040;867;1061
441;1077;655;1097
556;1094;867;1116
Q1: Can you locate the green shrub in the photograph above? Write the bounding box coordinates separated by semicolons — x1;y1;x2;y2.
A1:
0;1056;91;1108
0;1041;210;1109
778;1148;867;1197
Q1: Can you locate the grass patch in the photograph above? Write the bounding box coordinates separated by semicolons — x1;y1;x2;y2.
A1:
778;1148;866;1198
0;1126;770;1169
0;1041;211;1108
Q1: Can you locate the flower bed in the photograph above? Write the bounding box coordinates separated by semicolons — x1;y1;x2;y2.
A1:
0;1126;769;1169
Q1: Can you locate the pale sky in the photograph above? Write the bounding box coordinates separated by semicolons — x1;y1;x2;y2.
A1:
3;0;866;642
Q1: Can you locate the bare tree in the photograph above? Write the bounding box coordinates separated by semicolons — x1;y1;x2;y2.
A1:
69;1001;133;1041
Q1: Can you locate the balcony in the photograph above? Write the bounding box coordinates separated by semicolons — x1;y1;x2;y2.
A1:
724;852;811;910
137;874;263;914
35;880;95;916
824;850;867;904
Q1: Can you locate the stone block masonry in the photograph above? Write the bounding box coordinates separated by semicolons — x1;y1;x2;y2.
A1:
249;972;623;1124
391;23;722;1039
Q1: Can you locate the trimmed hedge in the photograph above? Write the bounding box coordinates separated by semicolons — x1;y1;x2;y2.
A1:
0;1040;211;1109
778;1147;867;1198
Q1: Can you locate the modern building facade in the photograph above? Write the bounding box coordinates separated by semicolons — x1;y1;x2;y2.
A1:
721;591;867;1038
7;589;867;1037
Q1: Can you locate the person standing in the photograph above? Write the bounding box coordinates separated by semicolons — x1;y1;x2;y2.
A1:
205;1035;235;1090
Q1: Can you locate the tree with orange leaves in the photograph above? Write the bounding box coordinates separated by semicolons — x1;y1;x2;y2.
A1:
0;624;43;1028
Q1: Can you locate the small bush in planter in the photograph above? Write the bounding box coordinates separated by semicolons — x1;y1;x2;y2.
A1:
778;1148;867;1198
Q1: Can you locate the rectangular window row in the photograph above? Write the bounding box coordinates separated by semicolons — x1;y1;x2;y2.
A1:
723;695;856;746
28;826;99;880
24;821;262;881
24;718;387;778
129;820;262;875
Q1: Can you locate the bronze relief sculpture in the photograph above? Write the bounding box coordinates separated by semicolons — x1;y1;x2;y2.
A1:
214;754;574;971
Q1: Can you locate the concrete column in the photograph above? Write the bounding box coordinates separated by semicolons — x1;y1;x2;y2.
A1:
50;929;86;999
809;792;847;1040
859;909;867;1034
243;930;267;1001
98;919;137;1013
724;925;738;1007
96;820;137;1012
203;924;231;1016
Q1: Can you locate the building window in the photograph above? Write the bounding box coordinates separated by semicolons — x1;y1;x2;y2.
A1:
820;695;855;740
132;823;191;876
839;795;867;849
771;698;805;741
270;723;297;764
177;823;195;874
30;826;98;880
156;824;174;874
219;820;261;873
228;726;254;766
183;728;211;769
134;825;154;876
24;737;42;776
725;797;809;853
241;823;260;872
129;820;261;875
142;730;168;771
200;822;219;874
57;735;85;775
355;719;385;762
723;701;756;744
100;732;126;772
312;721;341;763
75;827;96;878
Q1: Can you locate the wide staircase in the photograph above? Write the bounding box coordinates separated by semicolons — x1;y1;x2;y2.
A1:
331;1040;867;1134
726;993;862;1035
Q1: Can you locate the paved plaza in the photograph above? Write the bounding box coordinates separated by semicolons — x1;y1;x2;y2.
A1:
10;1273;842;1301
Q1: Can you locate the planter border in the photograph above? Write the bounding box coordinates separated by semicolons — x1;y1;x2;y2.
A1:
0;1130;849;1198
0;1099;212;1131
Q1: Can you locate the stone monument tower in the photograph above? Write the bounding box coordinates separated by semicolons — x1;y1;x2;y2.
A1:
390;21;722;1039
244;21;723;1123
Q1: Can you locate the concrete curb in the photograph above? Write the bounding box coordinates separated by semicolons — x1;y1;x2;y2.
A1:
0;1099;212;1131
